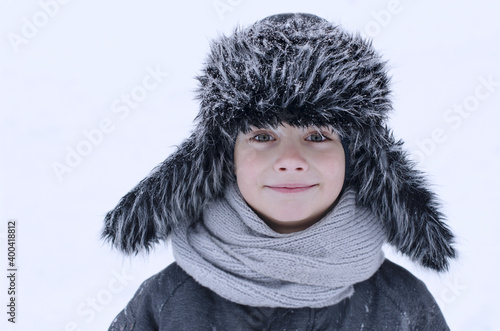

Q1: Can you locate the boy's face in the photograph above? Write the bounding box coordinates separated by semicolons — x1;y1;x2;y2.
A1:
234;124;345;233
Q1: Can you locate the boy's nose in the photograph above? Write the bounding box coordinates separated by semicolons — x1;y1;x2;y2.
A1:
273;146;309;172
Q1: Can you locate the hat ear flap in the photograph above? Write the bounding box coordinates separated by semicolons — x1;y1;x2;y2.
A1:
350;127;456;271
102;132;232;254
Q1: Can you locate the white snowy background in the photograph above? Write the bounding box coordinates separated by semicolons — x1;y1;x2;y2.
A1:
1;0;499;330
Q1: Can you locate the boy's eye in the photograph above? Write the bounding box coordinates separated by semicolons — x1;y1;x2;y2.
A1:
252;133;275;142
306;132;327;142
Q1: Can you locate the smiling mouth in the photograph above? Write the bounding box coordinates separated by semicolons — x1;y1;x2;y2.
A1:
265;184;317;193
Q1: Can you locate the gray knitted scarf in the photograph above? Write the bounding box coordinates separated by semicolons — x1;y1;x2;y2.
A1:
172;184;386;308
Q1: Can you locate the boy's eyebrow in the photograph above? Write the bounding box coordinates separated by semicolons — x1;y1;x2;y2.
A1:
245;125;337;136
306;125;338;136
246;126;284;136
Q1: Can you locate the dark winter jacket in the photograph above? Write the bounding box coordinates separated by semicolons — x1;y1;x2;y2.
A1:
108;259;449;331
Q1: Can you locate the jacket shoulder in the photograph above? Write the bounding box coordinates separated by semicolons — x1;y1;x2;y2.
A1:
108;262;191;330
375;259;431;299
367;259;449;330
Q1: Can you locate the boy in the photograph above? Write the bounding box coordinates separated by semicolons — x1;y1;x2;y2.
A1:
103;13;455;330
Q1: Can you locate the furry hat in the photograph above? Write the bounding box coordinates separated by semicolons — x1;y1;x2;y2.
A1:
102;13;455;271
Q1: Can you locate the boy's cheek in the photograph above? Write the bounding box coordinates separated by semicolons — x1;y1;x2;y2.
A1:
235;148;260;166
235;166;259;185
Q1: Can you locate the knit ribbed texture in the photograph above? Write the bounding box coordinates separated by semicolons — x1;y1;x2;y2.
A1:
172;184;386;308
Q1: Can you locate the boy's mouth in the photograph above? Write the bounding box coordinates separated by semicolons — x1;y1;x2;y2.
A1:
265;184;317;193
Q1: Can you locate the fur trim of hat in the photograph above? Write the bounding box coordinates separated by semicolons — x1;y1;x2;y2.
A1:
102;13;455;271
